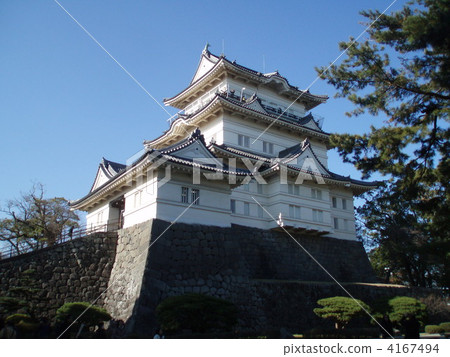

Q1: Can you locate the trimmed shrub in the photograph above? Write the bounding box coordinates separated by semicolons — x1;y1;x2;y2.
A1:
0;297;27;314
313;296;370;330
156;294;238;334
373;296;427;326
6;313;34;325
439;322;450;332
55;302;111;327
6;313;39;334
425;325;444;334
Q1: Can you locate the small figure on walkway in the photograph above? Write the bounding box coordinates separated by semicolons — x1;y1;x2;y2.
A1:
401;314;420;339
68;226;74;239
95;322;107;339
153;328;165;339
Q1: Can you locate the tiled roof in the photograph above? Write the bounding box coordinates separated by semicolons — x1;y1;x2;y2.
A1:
164;49;328;107
101;158;126;178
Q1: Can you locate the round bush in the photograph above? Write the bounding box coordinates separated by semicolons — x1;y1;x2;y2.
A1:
55;302;111;327
425;325;444;334
439;322;450;332
373;296;427;326
156;294;238;334
6;313;34;325
313;296;370;330
6;313;39;333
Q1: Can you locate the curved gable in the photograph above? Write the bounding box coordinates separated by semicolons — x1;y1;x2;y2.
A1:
90;166;111;192
190;50;220;84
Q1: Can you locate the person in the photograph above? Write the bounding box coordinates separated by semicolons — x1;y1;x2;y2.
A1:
95;322;107;339
68;226;74;239
379;314;394;338
402;314;420;339
0;320;17;339
153;328;164;339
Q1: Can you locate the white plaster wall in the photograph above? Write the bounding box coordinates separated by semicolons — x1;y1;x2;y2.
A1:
155;171;232;227
122;175;158;228
229;176;358;241
86;203;110;231
196;116;223;145
91;169;110;192
223;115;300;154
328;187;356;240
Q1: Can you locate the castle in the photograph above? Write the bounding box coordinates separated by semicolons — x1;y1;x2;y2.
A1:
71;46;376;240
1;49;432;336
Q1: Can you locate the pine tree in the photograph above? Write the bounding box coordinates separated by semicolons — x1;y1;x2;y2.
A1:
317;0;449;289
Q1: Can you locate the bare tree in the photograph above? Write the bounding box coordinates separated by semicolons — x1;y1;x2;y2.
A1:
0;183;79;254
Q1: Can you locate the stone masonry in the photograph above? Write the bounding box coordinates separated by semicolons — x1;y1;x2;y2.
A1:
0;232;118;319
105;219;381;335
0;220;431;336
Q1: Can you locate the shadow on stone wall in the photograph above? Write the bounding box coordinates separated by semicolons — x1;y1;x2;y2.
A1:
0;220;436;338
111;219;431;337
0;232;118;320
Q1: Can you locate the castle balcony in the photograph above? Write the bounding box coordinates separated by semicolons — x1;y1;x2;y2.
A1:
167;89;324;129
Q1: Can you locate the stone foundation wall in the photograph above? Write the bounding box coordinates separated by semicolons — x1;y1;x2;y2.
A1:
103;220;153;330
0;219;433;336
0;232;118;319
120;219;385;334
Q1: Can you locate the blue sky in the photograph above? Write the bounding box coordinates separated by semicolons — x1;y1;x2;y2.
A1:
0;0;404;211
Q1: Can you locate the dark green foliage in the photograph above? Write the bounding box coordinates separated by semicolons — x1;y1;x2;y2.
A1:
317;0;450;290
425;325;444;334
363;187;449;288
6;313;39;334
156;294;238;334
373;296;427;326
55;302;111;327
439;322;450;332
6;313;34;325
313;296;370;330
0;269;41;318
0;297;27;315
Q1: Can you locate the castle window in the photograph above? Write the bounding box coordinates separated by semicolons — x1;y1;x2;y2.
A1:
263;141;274;154
181;187;189;203
238;134;250;148
333;217;339;229
289;205;301;219
332;196;337;208
244;202;250;216
311;188;322;200
134;190;142;208
342;199;347;210
191;189;200;205
230;199;236;213
344;219;350;231
288;184;300;195
312;209;323;223
258;205;263;218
